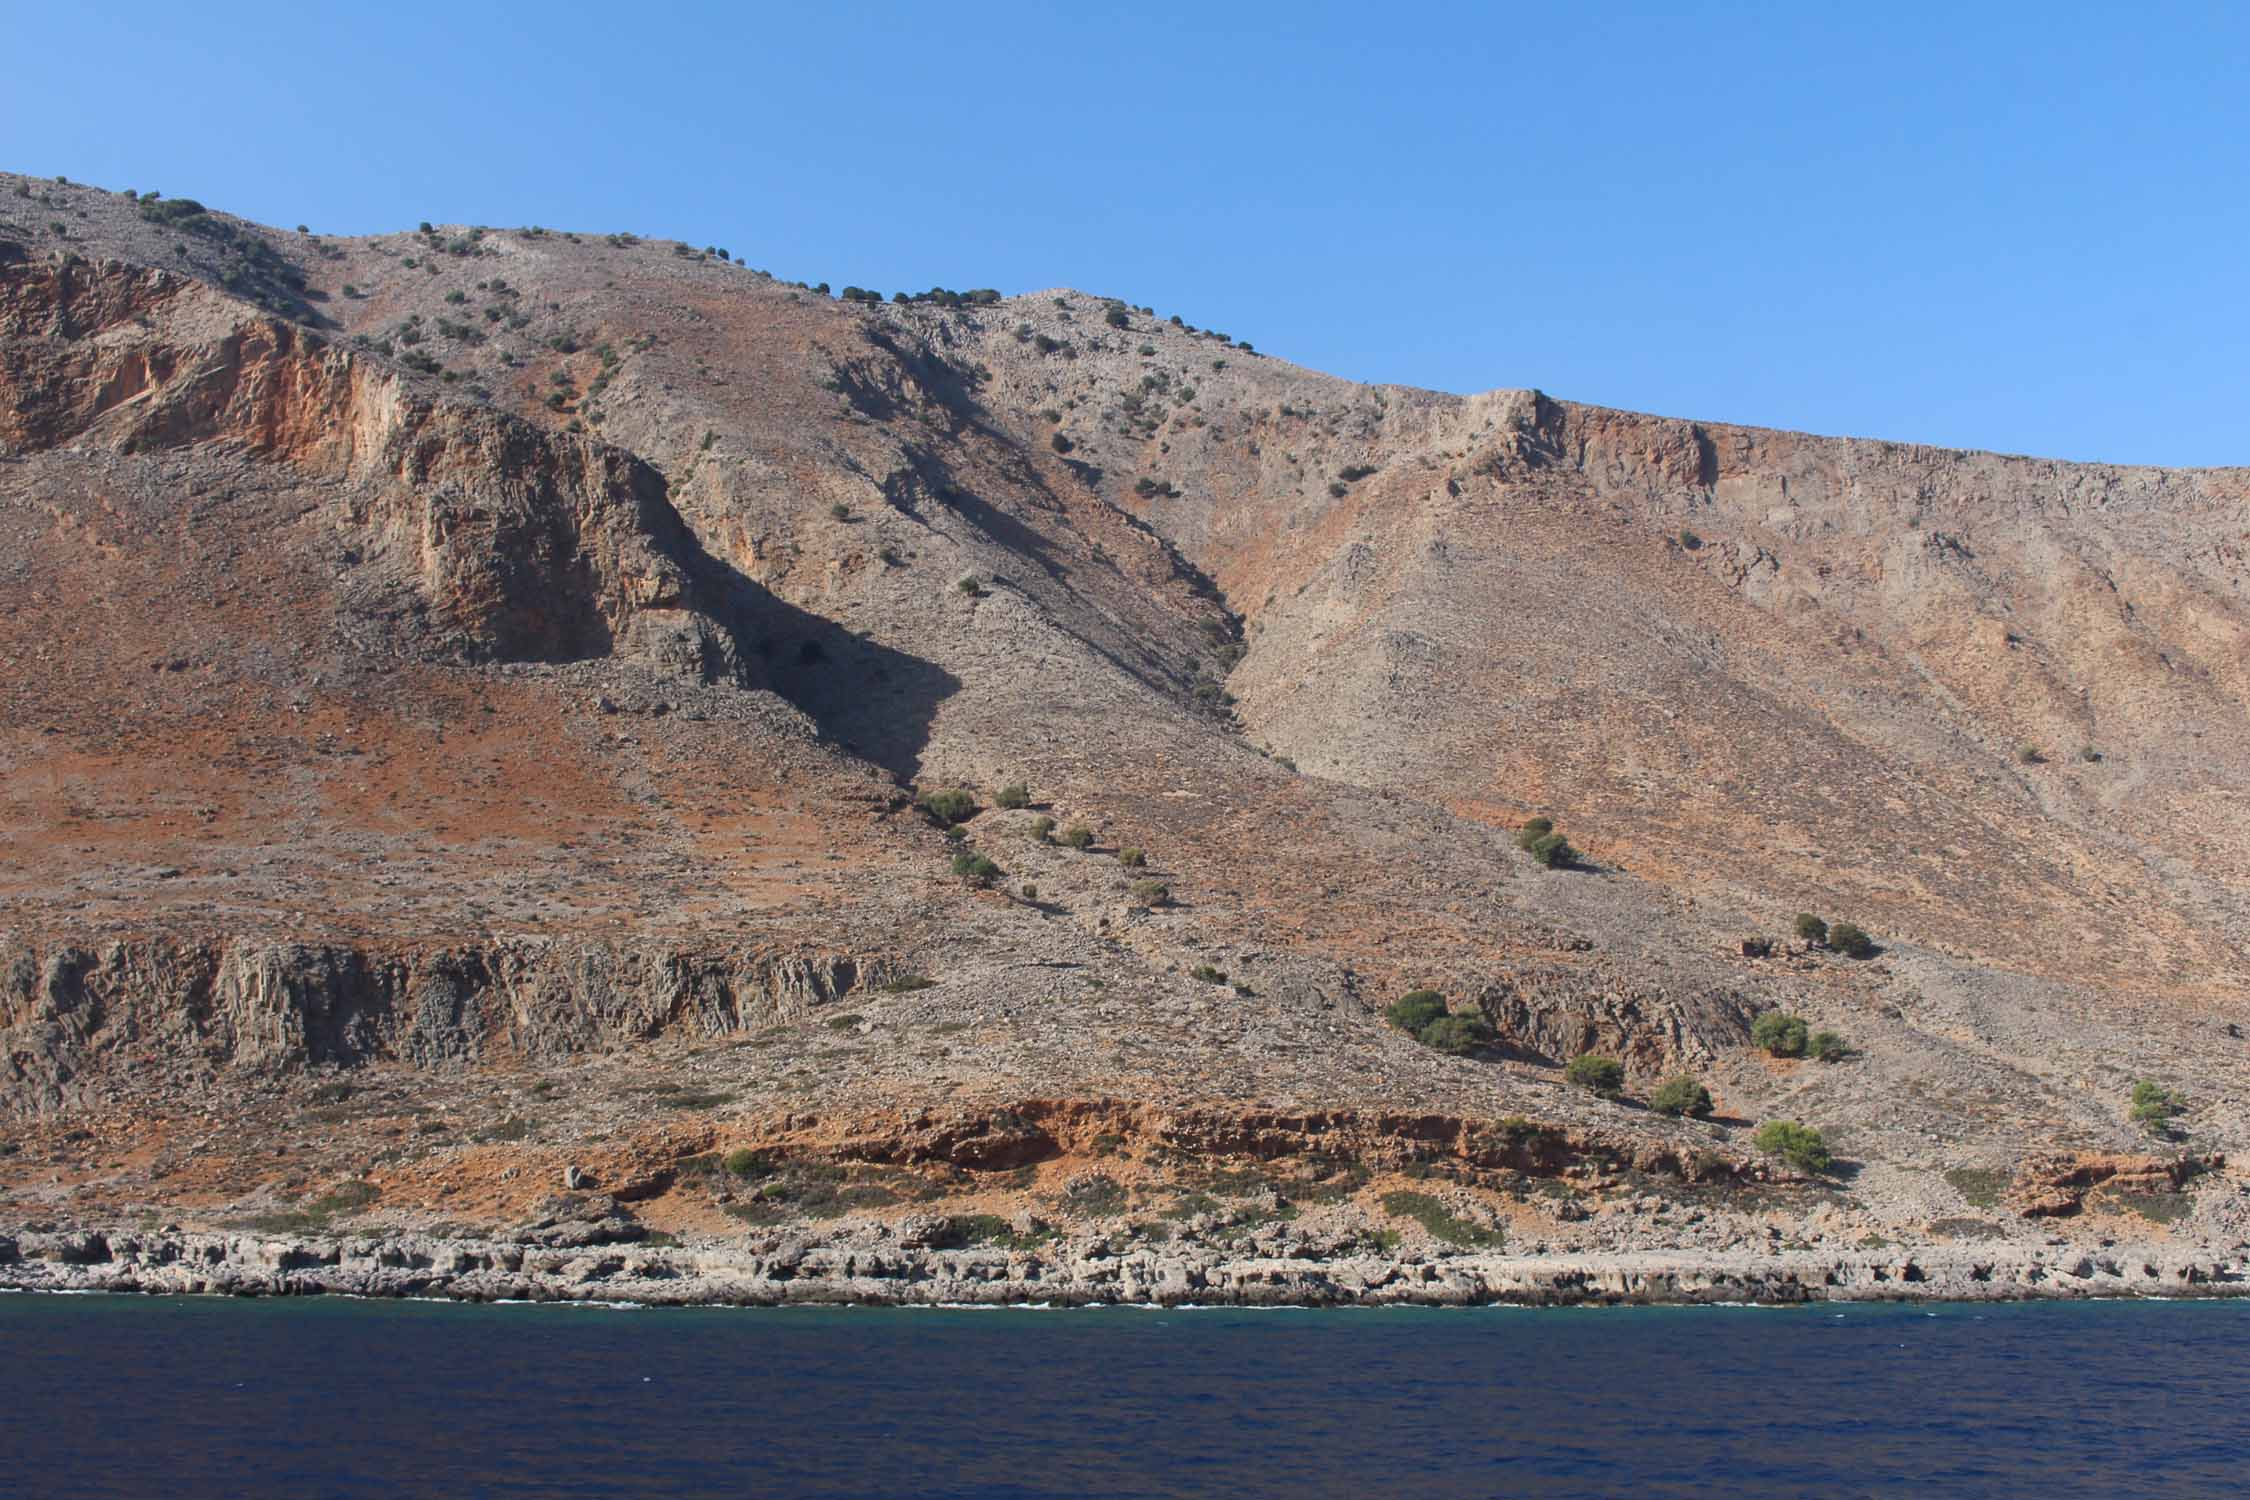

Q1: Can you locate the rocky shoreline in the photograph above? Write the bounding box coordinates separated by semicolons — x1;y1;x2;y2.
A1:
4;1228;2244;1308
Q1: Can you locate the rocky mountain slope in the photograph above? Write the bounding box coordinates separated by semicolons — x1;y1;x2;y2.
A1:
0;171;2243;1302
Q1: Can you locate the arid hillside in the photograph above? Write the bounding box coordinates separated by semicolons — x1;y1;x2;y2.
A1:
0;172;2243;1289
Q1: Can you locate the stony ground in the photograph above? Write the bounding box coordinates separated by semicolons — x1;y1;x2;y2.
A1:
0;171;2243;1299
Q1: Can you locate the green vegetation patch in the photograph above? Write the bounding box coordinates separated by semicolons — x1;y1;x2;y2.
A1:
1059;1174;1129;1217
1379;1190;1503;1249
1751;1012;1809;1058
2105;1190;2196;1225
950;852;1001;888
1384;991;1447;1032
723;1166;903;1224
1286;1159;1373;1203
1943;1167;2010;1209
918;789;978;825
1563;1054;1625;1096
930;1214;1055;1250
1649;1075;1714;1118
1384;990;1495;1056
2129;1080;2184;1138
227;1179;381;1235
1826;922;1875;959
1753;1120;1832;1174
635;1083;738;1111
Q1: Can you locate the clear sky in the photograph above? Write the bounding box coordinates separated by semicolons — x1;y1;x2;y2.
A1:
7;3;2245;465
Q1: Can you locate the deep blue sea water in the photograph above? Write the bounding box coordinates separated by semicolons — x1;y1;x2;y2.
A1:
1;1294;2244;1499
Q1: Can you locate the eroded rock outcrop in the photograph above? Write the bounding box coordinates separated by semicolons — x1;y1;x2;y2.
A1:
3;1225;2242;1308
0;255;756;682
2008;1150;2224;1218
1470;962;1759;1073
0;933;889;1113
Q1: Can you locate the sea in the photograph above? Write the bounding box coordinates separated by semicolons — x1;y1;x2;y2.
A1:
1;1294;2243;1498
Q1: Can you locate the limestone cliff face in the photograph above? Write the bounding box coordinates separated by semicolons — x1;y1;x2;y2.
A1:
0;251;756;682
0;935;888;1115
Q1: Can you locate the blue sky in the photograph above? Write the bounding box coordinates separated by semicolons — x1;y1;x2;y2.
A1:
7;3;2245;464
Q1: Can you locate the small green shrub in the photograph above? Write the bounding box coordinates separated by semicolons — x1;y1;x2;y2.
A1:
995;783;1032;810
1794;913;1828;944
956;576;984;597
1753;1120;1832;1173
879;976;937;993
1650;1075;1714;1118
918;789;978;825
1384;990;1449;1033
951;852;1001;888
1382;991;1494;1056
1514;816;1555;848
1019;882;1039;901
1118;847;1146;868
1190;964;1228;984
1029;815;1056;842
723;1148;770;1177
1564;1053;1625;1096
1751;1012;1810;1058
1130;880;1170;907
829;503;853;521
2129;1080;2182;1136
1807;1029;1849;1062
1060;825;1095;849
1419;1014;1495;1056
1527;832;1575;869
1826;922;1875;959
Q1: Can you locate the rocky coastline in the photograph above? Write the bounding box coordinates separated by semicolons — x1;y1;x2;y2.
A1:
4;1227;2243;1309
